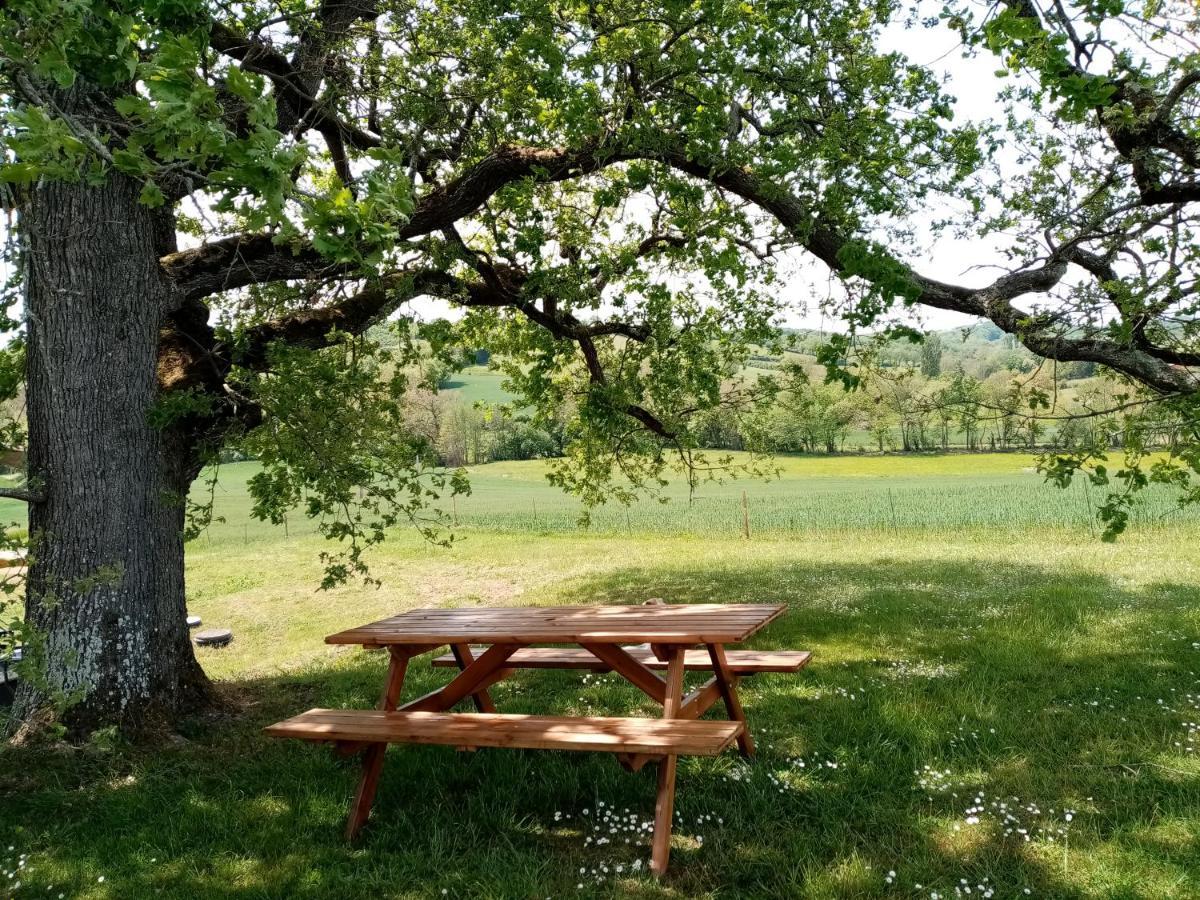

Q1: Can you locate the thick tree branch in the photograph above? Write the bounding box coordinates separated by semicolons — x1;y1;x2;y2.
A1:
1161;70;1200;120
168;133;1198;394
999;0;1200;207
654;145;1197;395
232;268;464;369
208;10;382;186
161;72;1197;394
1138;181;1200;205
163;142;635;300
162;234;348;302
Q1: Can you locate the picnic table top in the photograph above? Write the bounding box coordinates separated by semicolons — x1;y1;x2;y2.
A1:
325;603;786;647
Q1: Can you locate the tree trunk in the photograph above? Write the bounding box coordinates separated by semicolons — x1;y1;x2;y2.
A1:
10;171;210;737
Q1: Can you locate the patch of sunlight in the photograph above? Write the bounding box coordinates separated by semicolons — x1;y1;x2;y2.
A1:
181;792;221;816
1145;751;1200;780
804;853;880;897
245;795;291;819
927;818;994;856
1130;818;1197;853
1030;839;1197;899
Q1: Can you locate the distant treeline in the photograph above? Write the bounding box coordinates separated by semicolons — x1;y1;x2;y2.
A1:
368;324;1179;467
696;368;1156;455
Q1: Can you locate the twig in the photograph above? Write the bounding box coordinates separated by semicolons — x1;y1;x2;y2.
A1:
1071;761;1195;776
12;71;115;166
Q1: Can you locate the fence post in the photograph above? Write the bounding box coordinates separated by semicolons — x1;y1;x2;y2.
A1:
742;491;750;540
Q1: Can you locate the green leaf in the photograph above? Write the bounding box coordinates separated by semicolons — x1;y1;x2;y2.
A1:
138;180;166;207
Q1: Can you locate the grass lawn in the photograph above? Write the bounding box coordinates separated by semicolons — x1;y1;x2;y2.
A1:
1;459;1199;898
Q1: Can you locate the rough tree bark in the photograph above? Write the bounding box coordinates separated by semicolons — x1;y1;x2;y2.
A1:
9;169;211;737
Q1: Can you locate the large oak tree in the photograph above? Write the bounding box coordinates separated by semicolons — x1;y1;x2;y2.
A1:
0;0;1196;735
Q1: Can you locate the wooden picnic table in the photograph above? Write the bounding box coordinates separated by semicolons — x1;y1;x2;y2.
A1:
269;602;808;876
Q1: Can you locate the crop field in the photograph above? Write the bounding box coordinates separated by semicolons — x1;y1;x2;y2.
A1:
444;453;1197;535
76;451;1195;550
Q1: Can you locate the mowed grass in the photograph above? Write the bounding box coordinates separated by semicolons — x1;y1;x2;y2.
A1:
1;458;1199;898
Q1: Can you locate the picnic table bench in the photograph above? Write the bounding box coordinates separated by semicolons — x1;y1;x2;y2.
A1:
267;602;810;876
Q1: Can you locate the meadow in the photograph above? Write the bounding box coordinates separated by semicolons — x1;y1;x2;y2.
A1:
439;366;518;407
0;454;1198;898
167;451;1200;543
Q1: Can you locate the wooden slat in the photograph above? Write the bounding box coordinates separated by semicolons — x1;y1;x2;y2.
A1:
265;709;743;756
325;604;786;646
430;646;812;674
678;676;724;721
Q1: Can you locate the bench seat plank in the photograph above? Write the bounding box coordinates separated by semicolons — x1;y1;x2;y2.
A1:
431;646;812;674
266;709;743;756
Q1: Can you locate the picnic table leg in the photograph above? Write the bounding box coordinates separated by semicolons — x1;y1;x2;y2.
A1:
380;647;410;709
650;646;686;877
452;643;498;713
400;643;518;713
346;647;410;841
706;643;755;758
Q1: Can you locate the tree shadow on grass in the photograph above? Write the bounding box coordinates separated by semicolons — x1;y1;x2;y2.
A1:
1;557;1199;898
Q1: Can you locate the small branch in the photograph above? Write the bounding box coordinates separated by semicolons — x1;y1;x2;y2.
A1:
1160;70;1200;120
626;404;676;439
11;71;115;166
0;486;44;504
208;20;382;153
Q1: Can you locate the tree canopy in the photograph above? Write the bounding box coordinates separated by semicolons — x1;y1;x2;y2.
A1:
1;0;1198;569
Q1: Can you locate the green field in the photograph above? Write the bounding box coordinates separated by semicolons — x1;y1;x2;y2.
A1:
146;452;1200;547
2;454;1199;898
18;451;1191;544
439;366;517;407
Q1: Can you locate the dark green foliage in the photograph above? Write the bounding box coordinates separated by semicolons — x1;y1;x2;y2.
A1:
920;333;942;379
